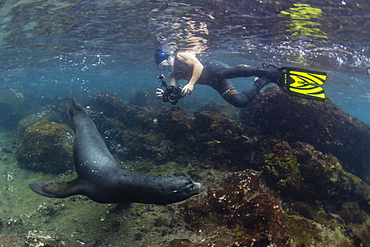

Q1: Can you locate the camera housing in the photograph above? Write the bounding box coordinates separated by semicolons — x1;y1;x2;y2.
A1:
163;86;183;105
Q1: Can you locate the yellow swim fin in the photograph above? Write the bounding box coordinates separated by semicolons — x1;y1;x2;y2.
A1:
279;67;327;101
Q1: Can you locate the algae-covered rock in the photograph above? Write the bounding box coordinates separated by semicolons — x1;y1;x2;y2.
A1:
25;230;55;247
16;105;63;133
263;141;301;194
129;88;167;111
16;120;74;173
182;170;292;246
240;86;370;183
286;215;352;246
263;141;370;213
157;106;194;141
196;102;239;122
87;92;158;130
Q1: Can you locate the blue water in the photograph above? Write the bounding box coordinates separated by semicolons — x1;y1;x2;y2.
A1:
2;53;369;124
0;0;369;123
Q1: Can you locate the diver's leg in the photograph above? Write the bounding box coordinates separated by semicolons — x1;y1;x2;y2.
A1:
222;64;283;84
222;65;260;79
214;78;270;108
241;77;271;100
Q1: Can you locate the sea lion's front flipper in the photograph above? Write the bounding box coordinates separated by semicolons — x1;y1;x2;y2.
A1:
29;179;81;198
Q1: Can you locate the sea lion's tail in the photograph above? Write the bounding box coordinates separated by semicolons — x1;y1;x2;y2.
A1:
29;179;82;198
69;99;86;117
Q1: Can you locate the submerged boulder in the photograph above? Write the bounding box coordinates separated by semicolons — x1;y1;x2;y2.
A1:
240;86;370;183
156;106;193;141
86;92;158;130
16;121;74;173
263;141;370;213
16;105;63;133
182;170;292;246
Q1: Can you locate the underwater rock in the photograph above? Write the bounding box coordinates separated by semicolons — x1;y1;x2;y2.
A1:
16;120;74;173
285;214;352;246
89;111;165;161
196;102;239;122
263;141;370;213
336;202;368;225
191;110;273;170
191;111;259;169
86;93;130;118
182;170;292;247
129;88;167;110
154;108;275;170
155;108;265;169
193;110;245;139
240;86;370;183
16;105;63;133
25;230;55;247
87;92;158;130
156;106;194;141
169;238;194;247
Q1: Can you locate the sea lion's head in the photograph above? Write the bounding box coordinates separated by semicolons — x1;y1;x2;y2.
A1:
155;176;204;205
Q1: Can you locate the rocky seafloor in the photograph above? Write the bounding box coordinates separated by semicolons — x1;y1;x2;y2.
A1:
0;86;369;247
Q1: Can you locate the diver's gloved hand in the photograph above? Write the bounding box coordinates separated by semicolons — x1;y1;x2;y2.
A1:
182;83;193;96
256;64;284;85
156;88;164;98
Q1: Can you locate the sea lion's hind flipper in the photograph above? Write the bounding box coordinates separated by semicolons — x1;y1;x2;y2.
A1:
69;99;86;117
29;180;80;198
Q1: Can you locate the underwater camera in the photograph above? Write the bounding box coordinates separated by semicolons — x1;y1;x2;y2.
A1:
163;85;183;105
157;74;183;105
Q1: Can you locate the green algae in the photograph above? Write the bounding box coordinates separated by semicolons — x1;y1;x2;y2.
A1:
286;215;352;246
16;121;74;173
263;141;301;194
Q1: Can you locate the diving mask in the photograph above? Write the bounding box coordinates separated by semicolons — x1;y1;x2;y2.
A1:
157;59;170;71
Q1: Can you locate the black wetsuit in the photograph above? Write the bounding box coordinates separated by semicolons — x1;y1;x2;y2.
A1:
173;57;273;108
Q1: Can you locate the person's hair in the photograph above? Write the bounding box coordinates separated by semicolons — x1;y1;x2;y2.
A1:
154;49;169;65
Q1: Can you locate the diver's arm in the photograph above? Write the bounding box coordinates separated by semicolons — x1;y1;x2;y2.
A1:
177;53;204;95
168;72;178;86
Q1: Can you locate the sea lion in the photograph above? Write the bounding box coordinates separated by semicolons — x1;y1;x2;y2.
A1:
29;102;203;205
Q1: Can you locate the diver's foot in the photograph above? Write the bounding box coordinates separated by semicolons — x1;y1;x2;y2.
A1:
253;77;272;91
258;63;284;85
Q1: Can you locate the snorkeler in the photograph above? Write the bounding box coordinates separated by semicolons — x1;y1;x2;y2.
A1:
154;49;327;106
